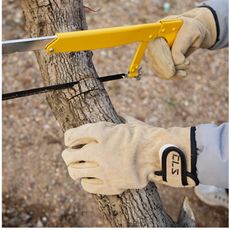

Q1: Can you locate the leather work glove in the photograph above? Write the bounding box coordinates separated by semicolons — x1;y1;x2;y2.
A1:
62;116;199;195
146;7;217;80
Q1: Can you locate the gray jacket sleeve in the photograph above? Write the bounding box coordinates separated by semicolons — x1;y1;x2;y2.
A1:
200;0;229;49
195;123;228;188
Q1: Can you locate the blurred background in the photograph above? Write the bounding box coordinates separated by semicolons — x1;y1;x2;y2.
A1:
2;0;228;227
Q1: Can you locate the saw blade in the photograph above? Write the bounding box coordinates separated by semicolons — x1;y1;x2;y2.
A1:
2;36;56;54
2;73;127;101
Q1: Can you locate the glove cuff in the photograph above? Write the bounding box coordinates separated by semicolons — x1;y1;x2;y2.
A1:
182;7;217;48
154;127;199;187
199;5;219;47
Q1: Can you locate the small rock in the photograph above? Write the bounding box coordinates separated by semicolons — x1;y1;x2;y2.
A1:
36;219;43;227
20;212;31;222
42;216;48;223
184;101;189;106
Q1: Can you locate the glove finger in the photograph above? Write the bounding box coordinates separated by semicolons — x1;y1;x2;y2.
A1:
81;178;104;194
67;166;101;180
146;37;175;80
185;46;198;58
66;137;97;149
120;113;147;126
64;122;114;147
62;144;99;166
69;161;98;169
175;59;190;71
81;179;123;195
171;70;187;80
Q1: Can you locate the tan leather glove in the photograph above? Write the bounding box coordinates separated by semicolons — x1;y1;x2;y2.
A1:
146;7;217;79
62;116;199;195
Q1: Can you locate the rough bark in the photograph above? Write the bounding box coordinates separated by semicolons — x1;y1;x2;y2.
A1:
20;0;185;227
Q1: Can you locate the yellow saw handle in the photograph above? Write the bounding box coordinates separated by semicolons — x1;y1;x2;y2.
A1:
45;19;183;78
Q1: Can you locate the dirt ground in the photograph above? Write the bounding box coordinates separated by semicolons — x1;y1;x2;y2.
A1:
2;0;228;227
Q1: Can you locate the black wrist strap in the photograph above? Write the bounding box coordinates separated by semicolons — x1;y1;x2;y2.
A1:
155;127;199;186
155;146;189;185
190;126;199;182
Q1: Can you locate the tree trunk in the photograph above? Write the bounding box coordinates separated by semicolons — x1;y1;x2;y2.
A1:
20;0;193;227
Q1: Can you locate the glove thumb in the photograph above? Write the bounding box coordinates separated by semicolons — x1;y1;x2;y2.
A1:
120;113;150;127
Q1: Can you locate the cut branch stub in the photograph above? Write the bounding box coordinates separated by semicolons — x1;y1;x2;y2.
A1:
177;197;196;227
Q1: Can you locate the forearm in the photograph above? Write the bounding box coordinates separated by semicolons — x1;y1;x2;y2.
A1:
195;123;229;188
